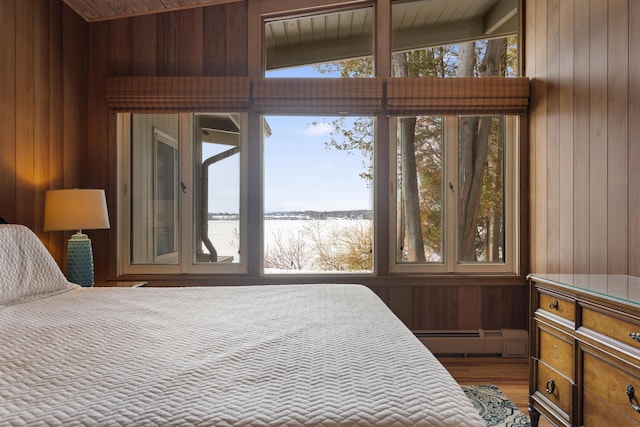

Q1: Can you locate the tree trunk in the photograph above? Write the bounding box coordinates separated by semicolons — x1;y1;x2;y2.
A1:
394;52;426;262
457;39;505;261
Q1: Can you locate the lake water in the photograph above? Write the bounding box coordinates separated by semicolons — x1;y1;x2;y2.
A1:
206;219;372;273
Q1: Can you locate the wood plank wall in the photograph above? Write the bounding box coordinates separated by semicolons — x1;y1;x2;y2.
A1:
0;0;88;265
2;0;528;332
527;0;640;276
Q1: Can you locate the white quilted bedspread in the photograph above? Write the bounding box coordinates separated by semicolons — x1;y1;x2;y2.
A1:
0;284;484;426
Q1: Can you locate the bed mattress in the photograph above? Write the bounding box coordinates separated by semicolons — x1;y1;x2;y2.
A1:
0;284;484;426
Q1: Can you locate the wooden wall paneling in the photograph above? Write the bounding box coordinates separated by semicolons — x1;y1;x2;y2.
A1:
504;286;528;330
131;15;157;76
48;0;65;262
523;0;535;274
95;23;114;196
412;286;458;330
15;0;36;230
247;0;262;76
518;114;530;276
109;18;132;76
89;21;112;283
62;4;87;189
588;0;608;274
0;0;17;223
387;286;413;329
557;0;574;273
225;2;248;76
157;12;180;75
606;0;629;274
531;0;548;273
480;286;504;329
545;0;560;273
178;8;203;76
369;285;390;309
34;0;51;238
572;0;590;273
630;0;640;276
457;286;482;330
481;286;527;330
203;6;227;76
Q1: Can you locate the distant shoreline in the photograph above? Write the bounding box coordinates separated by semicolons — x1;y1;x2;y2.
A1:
208;210;373;221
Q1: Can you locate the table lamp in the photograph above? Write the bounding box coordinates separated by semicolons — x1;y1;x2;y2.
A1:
44;189;110;287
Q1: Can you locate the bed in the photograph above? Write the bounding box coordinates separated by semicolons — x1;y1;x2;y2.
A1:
0;225;484;426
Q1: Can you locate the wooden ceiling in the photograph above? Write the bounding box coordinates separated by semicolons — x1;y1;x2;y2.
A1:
62;0;241;22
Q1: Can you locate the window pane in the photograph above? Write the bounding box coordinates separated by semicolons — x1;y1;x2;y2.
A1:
458;116;505;264
130;114;180;265
263;116;373;274
193;114;241;265
391;0;519;78
264;6;374;77
396;116;444;263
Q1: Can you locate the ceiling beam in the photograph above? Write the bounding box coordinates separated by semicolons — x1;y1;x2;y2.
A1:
483;0;518;35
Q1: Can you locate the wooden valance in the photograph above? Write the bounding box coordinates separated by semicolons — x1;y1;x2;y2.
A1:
252;78;383;115
386;77;530;115
106;76;529;115
106;77;251;112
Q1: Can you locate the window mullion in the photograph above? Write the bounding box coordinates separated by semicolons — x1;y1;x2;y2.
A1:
444;117;458;272
179;113;193;273
247;112;263;276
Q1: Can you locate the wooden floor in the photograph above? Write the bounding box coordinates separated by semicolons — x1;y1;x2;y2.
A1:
438;356;554;427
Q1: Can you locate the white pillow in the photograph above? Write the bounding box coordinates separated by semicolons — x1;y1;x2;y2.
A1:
0;224;71;304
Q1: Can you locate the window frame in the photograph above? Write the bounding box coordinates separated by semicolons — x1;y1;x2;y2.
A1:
118;113;249;276
260;114;376;276
389;115;519;274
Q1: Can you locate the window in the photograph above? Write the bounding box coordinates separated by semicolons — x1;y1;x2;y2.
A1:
264;6;374;76
119;113;246;275
115;0;523;277
392;115;518;273
391;0;519;78
263;115;374;274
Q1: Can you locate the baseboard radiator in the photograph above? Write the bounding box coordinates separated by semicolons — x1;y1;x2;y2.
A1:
415;329;528;357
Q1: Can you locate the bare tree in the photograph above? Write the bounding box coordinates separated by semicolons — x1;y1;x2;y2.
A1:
457;39;507;261
264;230;312;271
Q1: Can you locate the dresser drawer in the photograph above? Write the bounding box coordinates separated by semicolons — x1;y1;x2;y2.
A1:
582;306;640;353
539;292;575;323
583;350;640;426
538;327;573;379
583;391;640;426
533;359;573;417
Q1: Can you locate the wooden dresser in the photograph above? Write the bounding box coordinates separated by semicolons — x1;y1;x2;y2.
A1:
528;274;640;427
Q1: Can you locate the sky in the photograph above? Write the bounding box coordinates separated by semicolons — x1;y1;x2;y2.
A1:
263;114;372;213
264;66;373;213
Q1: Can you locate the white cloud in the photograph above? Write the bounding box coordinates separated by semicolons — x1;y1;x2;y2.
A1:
298;122;332;136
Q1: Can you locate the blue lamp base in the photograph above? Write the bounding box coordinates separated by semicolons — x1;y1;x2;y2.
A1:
66;232;94;287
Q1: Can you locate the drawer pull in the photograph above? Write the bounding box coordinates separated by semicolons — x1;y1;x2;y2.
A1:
627;384;640;414
549;300;559;311
545;379;556;394
630;332;640;343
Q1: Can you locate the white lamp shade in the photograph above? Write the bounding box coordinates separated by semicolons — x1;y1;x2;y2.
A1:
44;189;110;232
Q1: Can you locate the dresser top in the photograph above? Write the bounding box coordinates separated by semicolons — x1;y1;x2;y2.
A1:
527;274;640;307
